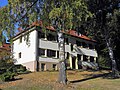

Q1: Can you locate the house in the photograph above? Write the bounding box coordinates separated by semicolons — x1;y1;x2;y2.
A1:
12;22;98;71
0;43;11;60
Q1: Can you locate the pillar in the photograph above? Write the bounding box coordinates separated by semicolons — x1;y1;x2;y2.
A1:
76;57;78;69
45;49;47;57
69;54;72;69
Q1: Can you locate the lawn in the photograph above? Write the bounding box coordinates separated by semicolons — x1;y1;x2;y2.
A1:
0;70;120;90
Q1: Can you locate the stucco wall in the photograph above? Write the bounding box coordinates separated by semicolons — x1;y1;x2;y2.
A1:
13;30;37;69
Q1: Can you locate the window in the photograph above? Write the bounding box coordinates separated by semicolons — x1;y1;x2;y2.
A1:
18;52;21;58
77;54;81;60
76;40;82;47
38;31;45;38
47;49;56;57
66;52;69;59
65;38;69;44
47;34;56;41
53;64;57;70
41;63;45;71
90;56;94;62
19;36;22;43
57;51;59;58
71;44;73;51
83;55;88;61
39;48;45;56
82;42;88;48
89;44;94;49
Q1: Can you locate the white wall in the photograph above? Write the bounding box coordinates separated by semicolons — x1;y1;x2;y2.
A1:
13;30;36;64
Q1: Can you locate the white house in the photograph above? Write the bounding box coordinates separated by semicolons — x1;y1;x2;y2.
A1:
12;23;98;71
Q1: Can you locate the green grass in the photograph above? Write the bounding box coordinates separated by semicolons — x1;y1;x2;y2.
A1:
1;70;120;90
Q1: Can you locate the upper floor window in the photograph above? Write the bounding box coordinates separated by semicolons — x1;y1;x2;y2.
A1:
47;34;56;41
82;42;88;48
38;31;45;39
76;40;82;47
18;52;21;58
57;51;59;58
65;38;69;44
89;44;94;49
47;49;56;57
19;36;22;43
39;48;45;56
71;44;73;51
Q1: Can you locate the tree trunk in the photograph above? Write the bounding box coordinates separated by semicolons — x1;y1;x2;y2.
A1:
106;39;119;78
58;32;67;84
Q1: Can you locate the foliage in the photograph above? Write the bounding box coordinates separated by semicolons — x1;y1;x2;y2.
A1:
0;71;15;81
85;0;120;77
98;55;111;70
0;49;15;74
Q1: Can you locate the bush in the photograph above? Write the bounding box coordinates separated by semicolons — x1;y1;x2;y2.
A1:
0;69;6;74
8;64;27;73
0;72;15;81
98;55;111;70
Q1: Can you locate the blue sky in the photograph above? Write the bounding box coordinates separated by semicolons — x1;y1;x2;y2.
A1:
0;0;8;7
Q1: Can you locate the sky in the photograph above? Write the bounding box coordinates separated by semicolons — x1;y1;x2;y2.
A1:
0;0;8;7
0;0;9;43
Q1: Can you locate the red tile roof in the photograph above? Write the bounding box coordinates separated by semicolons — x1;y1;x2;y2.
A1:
30;20;43;27
47;26;96;42
16;21;96;42
0;43;11;51
67;30;92;41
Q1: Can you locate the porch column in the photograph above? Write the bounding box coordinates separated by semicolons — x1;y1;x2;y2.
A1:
76;57;78;69
81;55;83;61
55;51;57;58
94;57;97;63
45;49;47;57
88;56;90;62
69;54;72;69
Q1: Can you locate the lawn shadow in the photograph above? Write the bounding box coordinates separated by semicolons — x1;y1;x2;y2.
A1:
12;77;23;81
70;72;111;83
6;77;23;82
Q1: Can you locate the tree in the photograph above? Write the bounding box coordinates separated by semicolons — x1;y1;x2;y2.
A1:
86;0;120;77
40;0;92;84
0;0;92;84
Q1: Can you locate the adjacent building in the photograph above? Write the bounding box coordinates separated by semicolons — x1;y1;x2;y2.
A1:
0;43;11;60
12;23;98;71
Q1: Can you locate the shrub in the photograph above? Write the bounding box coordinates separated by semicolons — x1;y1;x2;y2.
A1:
98;55;111;70
0;69;6;74
0;72;15;81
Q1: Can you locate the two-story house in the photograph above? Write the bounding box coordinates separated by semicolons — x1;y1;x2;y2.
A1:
12;22;98;71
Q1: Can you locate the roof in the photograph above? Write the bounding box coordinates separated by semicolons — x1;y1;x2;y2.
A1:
45;26;96;42
14;21;96;42
0;43;11;51
67;30;96;42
